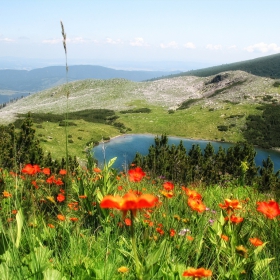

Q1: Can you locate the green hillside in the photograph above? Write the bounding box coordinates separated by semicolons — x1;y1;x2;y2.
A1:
151;53;280;80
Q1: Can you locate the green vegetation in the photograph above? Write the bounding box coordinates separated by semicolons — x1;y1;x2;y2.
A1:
152;52;280;80
244;104;280;148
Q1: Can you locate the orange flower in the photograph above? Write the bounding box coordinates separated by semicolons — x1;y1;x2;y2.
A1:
221;234;229;242
125;218;131;226
57;193;65;203
183;187;202;200
93;167;102;173
57;214;65;221
48;223;55;228
3;191;12;198
22;164;41;175
156;227;165;235
12;210;18;215
100;192;158;217
69;217;79;222
170;229;176;237
42;168;51;175
257;200;280;219
188;198;206;213
219;199;242;213
229;214;244;224
128;167;146;182
31;180;39;189
79;195;87;199
163;181;174;191
183;267;212;278
59;169;67;175
161;190;174;198
186;235;194;241
249;237;264;247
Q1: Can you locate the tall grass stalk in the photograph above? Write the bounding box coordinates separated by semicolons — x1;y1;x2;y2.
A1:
60;20;70;200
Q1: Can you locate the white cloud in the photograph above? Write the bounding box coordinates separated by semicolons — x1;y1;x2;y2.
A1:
184;42;196;49
42;38;61;44
130;37;149;47
228;45;237;50
206;44;222;50
106;38;122;45
0;37;15;42
160;41;178;49
244;42;280;53
68;37;87;43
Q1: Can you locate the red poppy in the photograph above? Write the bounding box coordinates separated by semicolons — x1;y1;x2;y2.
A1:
42;168;51;175
188;198;206;213
69;217;79;222
221;234;229;242
79;195;87;199
249;237;263;247
100;192;158;217
125;218;131;226
163;181;174;191
46;175;55;184
93;167;102;173
54;178;64;186
128;167;146;182
59;169;67;175
183;267;212;278
219;199;242;213
229;214;244;224
57;193;65;202
31;180;39;189
161;190;174;198
257;200;280;219
182;187;202;200
57;214;65;221
22;164;41;175
2;191;12;198
170;229;176;237
48;223;55;228
156;227;165;235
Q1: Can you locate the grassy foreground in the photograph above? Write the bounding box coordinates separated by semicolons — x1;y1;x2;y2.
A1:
0;161;279;279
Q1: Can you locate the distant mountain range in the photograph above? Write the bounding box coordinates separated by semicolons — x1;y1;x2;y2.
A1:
0;65;180;103
152;52;280;80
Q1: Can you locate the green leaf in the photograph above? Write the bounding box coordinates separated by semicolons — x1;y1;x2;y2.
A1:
253;258;274;275
107;157;117;169
43;268;66;280
15;208;24;248
0;232;9;255
146;239;167;269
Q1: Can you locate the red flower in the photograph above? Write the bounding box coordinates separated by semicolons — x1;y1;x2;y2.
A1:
22;164;41;175
183;187;202;200
54;178;64;186
183;267;212;278
57;193;65;202
257;200;280;219
170;229;176;237
125;218;131;226
69;217;79;222
79;195;87;199
128;167;146;182
249;237;263;247
100;192;158;217
221;234;229;242
161;190;174;198
59;169;67;175
93;167;102;173
219;199;242;213
57;214;65;221
42;168;51;175
229;214;244;224
163;181;174;191
188;198;206;213
31;180;39;189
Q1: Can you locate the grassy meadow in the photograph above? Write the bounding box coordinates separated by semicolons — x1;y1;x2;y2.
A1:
0;161;279;279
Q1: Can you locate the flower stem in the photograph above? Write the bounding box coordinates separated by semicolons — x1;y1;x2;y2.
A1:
130;210;142;279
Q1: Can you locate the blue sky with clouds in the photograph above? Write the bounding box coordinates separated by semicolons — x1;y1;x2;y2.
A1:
1;0;280;70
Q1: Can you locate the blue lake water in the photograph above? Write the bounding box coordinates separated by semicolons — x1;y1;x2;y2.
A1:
93;134;280;172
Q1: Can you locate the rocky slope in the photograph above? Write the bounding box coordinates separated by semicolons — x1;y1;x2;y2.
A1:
0;70;279;124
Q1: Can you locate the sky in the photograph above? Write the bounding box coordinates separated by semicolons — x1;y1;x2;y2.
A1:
1;0;280;71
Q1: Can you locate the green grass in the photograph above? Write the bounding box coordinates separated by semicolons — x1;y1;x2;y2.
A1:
31;102;262;160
